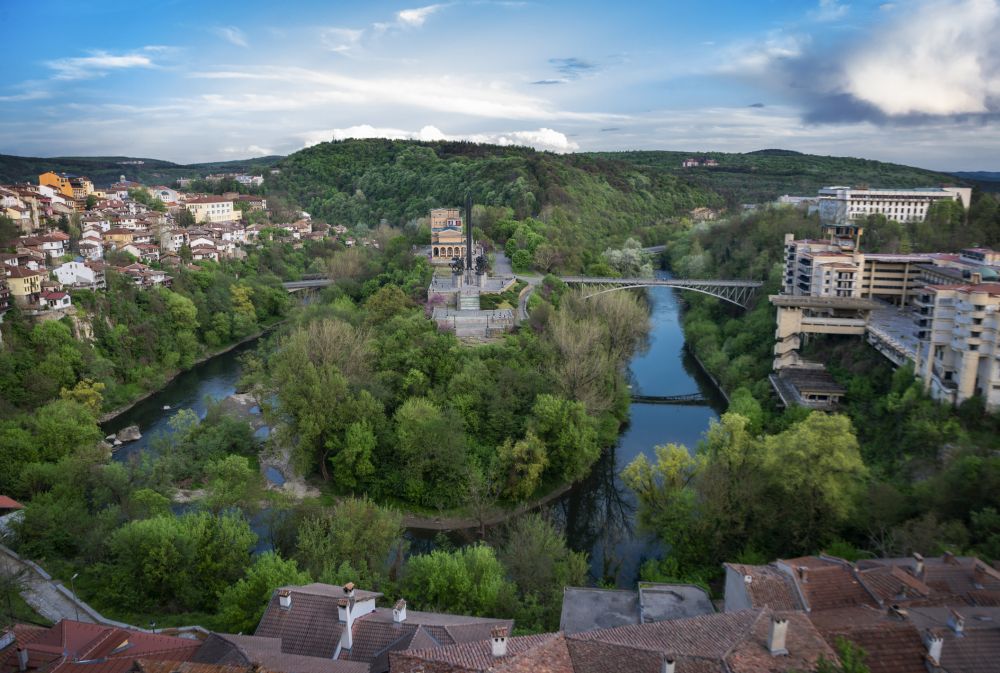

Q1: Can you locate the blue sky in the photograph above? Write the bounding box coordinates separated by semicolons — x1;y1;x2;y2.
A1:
1;0;999;169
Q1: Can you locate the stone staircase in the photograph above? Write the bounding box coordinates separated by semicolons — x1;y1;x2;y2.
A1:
459;292;480;310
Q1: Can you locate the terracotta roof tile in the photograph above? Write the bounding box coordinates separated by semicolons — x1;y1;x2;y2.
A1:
726;564;803;611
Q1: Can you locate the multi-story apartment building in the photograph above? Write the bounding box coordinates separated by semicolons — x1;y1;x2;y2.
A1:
777;229;1000;410
38;171;93;201
818;186;971;224
915;280;1000;409
781;234;930;304
185;196;236;223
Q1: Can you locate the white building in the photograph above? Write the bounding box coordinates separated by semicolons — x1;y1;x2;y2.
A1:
54;260;105;290
916;280;1000;410
818;186;972;225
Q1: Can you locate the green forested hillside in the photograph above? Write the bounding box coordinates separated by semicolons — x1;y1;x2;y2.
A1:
0;154;283;187
268;139;719;249
589;148;963;205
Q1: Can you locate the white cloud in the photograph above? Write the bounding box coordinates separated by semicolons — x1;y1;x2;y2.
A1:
302;124;579;153
811;0;849;22
320;27;364;53
214;26;249;48
843;0;1000;116
0;89;49;103
189;66;625;122
222;144;274;156
46;50;156;80
716;32;806;75
397;4;445;27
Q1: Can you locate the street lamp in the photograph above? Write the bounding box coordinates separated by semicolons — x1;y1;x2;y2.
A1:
70;573;80;622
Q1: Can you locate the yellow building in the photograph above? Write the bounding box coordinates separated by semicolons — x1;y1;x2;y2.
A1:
429;208;467;265
185;196;236;223
39;172;93;200
5;267;43;305
39;172;74;198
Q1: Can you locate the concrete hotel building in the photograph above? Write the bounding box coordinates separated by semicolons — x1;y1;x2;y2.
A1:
915;280;1000;409
818;186;971;225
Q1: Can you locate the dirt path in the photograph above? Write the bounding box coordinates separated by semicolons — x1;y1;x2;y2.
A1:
400;481;574;532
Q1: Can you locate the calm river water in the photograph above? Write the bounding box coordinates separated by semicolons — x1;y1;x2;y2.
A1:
101;277;725;585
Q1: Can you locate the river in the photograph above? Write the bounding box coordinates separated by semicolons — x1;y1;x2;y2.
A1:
100;278;725;586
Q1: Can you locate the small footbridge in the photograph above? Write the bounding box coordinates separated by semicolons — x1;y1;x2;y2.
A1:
630;392;709;406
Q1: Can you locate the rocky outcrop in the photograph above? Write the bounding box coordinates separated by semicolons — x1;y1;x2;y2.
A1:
116;425;142;442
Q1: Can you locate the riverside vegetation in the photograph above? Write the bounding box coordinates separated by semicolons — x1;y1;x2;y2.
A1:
0;219;646;634
4;138;1000;633
629;199;1000;587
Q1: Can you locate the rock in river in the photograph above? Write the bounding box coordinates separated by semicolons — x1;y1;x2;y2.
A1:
116;425;142;442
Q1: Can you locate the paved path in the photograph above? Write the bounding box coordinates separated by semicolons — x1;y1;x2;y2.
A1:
493;250;513;276
0;546;95;623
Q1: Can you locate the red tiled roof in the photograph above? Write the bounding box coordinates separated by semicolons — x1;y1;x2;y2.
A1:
0;496;24;509
391;633;569;673
726;564;803;611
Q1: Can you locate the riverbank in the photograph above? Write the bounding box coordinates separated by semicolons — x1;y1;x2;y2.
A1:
98;321;284;425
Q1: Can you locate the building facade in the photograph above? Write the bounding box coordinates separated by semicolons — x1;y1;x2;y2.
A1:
185;196;236;223
916;281;1000;409
818;186;972;225
429;207;468;265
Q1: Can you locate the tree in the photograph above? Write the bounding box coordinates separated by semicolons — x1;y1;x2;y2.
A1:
59;379;106;416
527;394;599;483
817;637;870;673
498;514;588;630
402;544;513;616
330;420;376;491
176;208;196;228
30;400;102;463
294;497;405;588
106;511;256;613
204;455;261;513
760;413;867;552
217;551;311;633
497;431;548;500
394;397;467;507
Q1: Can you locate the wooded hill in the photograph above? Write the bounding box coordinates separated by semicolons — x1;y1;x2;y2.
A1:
588;148;965;205
0;153;283;187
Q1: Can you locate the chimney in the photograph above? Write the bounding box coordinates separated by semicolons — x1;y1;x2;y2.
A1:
768;617;789;656
888;604;908;620
947;609;965;637
925;631;943;665
393;599;407;624
343;582;356;599
661;657;676;673
913;553;925;578
278;589;291;609
797;566;808;583
943;551;957;565
338;598;354;650
17;648;28;672
490;626;508;658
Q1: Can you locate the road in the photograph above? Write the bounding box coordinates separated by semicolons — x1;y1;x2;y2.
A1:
492;250;513;276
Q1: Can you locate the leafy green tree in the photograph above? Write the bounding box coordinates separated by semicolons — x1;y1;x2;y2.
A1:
295;497;405;589
331;420;376;492
106;511;256;612
394;397;468;506
205;455;261;513
760;413;867;551
402;544;513;616
527;394;599;482
497;431;548;500
498;514;588;630
217;552;311;633
817;637;870;673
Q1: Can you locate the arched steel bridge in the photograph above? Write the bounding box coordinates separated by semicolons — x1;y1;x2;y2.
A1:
282;273;763;309
558;277;763;309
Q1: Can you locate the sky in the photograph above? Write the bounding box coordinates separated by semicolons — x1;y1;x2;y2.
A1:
1;0;999;170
